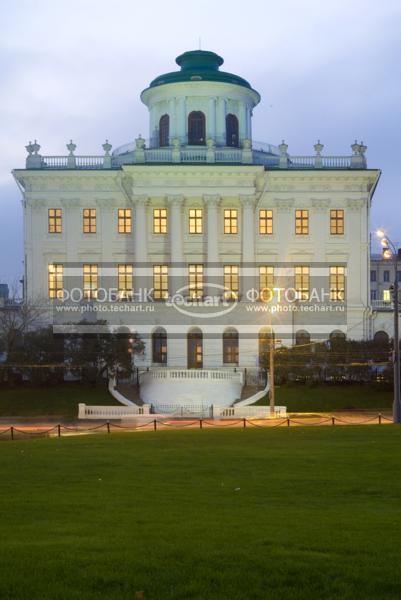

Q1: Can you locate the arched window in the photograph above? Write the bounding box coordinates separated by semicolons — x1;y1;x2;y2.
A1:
295;330;311;346
188;111;206;145
223;328;239;364
187;327;203;368
159;114;169;147
226;114;239;147
258;327;274;366
152;327;167;364
374;330;390;346
329;330;346;351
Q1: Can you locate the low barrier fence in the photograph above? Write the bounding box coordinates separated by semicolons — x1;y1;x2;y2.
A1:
0;413;394;441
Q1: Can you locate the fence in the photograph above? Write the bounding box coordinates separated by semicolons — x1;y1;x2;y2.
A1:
0;413;393;442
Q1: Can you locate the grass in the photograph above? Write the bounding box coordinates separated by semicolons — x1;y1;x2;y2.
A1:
255;384;392;412
1;427;401;599
0;384;116;419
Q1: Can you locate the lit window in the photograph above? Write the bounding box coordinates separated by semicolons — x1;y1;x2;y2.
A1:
188;264;204;299
295;210;309;235
118;208;132;234
223;329;239;364
330;266;345;302
153;209;167;234
48;209;62;234
83;264;98;300
294;266;310;300
224;209;238;234
189;208;203;234
48;264;64;299
153;265;169;299
259;210;273;235
224;265;239;300
383;289;391;302
152;328;167;364
259;266;274;302
83;209;96;234
330;209;344;235
118;264;133;300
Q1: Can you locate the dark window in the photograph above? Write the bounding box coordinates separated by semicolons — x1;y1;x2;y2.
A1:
370;270;377;282
152;328;167;364
226;114;239;147
188;111;206;145
159;114;169;147
370;290;377;300
384;270;390;282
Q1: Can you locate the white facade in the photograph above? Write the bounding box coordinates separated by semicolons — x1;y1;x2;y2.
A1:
12;49;381;388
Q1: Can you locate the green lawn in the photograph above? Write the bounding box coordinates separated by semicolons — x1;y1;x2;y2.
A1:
0;384;115;419
256;384;392;412
1;427;401;599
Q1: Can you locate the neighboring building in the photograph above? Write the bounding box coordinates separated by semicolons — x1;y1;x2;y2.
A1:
0;283;9;308
370;253;399;343
12;50;382;406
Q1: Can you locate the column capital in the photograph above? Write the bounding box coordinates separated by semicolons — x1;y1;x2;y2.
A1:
132;194;149;207
239;194;256;208
203;194;220;208
167;194;185;207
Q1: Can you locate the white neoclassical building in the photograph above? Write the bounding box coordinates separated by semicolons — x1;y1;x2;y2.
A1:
12;49;382;408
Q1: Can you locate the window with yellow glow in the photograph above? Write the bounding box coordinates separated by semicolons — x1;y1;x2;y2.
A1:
330;209;344;235
259;210;273;235
259;266;274;301
48;209;62;233
118;208;132;234
83;209;96;233
224;209;238;234
188;264;204;299
153;209;167;234
329;266;345;301
189;208;203;234
48;264;64;299
118;264;133;300
295;210;309;235
224;265;239;300
383;289;391;302
83;264;98;299
295;266;310;300
153;265;169;299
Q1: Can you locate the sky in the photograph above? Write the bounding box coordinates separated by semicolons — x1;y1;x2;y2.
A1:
1;0;400;288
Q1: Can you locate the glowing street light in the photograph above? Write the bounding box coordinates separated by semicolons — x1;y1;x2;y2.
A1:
377;229;401;423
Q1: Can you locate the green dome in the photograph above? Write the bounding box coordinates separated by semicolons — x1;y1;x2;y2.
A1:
147;50;253;90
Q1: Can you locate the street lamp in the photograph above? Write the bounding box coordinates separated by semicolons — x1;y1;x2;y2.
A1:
376;229;401;423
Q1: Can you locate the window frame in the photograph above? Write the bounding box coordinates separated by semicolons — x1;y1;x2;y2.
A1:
188;208;203;234
118;264;134;300
330;209;344;235
153;265;169;300
329;266;345;302
295;209;309;235
83;208;97;234
48;263;64;299
153;208;167;234
118;208;132;234
83;264;98;300
294;265;310;300
188;264;204;299
48;208;62;234
223;265;239;300
259;266;274;302
259;209;273;235
224;209;238;235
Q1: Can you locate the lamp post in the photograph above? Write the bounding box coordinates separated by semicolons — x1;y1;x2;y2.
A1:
377;229;401;423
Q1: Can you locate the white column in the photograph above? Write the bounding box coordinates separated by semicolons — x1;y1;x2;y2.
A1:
240;195;256;298
216;97;226;145
239;102;247;143
207;97;216;141
168;195;184;295
246;105;252;140
204;195;220;295
168;98;176;141
133;195;149;301
177;97;186;144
